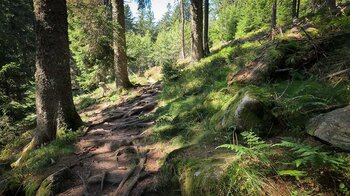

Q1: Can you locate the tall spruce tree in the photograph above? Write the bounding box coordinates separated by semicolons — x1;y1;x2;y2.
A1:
111;0;133;89
190;0;204;62
13;0;82;167
180;0;186;59
203;0;210;56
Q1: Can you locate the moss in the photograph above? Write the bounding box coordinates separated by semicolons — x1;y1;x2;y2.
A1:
35;179;52;196
24;178;42;196
160;146;236;196
154;23;350;194
211;86;274;135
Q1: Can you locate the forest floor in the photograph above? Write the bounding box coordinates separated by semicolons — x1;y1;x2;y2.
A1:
45;84;166;195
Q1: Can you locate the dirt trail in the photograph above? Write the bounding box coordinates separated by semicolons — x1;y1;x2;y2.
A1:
53;84;163;196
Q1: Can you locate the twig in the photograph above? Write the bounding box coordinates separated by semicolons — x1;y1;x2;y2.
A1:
324;68;350;79
275;81;290;100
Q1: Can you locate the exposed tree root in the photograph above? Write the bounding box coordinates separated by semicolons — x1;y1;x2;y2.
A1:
124;102;157;117
11;138;39;168
113;151;147;196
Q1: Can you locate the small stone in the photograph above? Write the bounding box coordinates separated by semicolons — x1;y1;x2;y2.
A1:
194;171;201;177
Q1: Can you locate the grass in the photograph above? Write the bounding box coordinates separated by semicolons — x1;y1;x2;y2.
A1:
0;129;83;195
151;18;350;195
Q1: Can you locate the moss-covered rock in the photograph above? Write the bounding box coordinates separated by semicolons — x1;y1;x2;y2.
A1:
212;88;276;137
160;145;236;196
36;167;72;196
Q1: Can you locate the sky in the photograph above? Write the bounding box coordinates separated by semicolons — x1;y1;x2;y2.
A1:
126;0;174;22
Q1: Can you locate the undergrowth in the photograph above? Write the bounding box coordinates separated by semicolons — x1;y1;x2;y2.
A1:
154;20;350;194
0;129;82;195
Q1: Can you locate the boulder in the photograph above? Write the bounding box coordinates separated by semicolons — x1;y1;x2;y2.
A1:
234;94;275;136
36;167;72;196
214;91;275;137
307;105;350;150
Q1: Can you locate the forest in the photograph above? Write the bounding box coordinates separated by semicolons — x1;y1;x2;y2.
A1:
1;0;350;195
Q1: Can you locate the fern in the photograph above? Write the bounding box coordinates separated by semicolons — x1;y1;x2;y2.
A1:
277;170;307;180
217;131;271;164
274;137;345;169
218;132;272;195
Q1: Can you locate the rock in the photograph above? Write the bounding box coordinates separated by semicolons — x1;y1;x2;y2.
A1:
213;91;275;137
234;94;275;136
36;167;72;196
307;105;350;150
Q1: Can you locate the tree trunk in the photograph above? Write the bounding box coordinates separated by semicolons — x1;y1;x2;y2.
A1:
11;0;82;168
56;0;83;131
292;0;297;18
190;0;204;62
180;0;186;59
32;0;68;146
271;0;277;31
111;0;133;89
296;0;301;18
203;0;210;56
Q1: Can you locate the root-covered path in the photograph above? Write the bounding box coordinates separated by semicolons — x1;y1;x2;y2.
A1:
53;84;163;196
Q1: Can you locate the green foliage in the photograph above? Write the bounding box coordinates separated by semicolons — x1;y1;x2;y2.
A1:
0;0;36;142
210;1;239;41
277;170;307;180
25;131;80;172
154;21;187;66
68;0;114;91
0;130;81;195
126;32;155;71
270;79;350;127
135;6;156;36
162;62;180;81
217;132;271;164
235;0;271;37
274;138;345;169
218;132;271;195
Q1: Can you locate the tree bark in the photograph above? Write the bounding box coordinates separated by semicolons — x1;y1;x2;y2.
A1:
271;0;277;31
292;0;297;18
203;0;210;56
56;0;83;130
111;0;133;89
180;0;186;59
34;0;83;141
33;0;67;146
190;0;204;62
296;0;301;18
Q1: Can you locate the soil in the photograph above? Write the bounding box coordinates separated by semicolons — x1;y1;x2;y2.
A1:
46;84;166;196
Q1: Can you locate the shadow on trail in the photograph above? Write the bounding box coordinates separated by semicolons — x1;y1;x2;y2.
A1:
41;84;163;196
